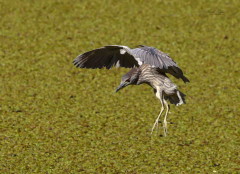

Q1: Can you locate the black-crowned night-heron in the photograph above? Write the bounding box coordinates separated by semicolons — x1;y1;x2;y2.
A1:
73;45;189;136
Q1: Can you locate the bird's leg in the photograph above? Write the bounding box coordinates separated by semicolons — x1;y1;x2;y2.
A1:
163;99;169;137
176;91;184;106
151;103;164;134
151;89;164;134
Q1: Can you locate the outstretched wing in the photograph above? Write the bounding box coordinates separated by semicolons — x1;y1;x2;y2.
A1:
130;45;190;83
73;45;138;69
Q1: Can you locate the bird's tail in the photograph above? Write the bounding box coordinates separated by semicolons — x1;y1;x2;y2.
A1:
165;90;186;106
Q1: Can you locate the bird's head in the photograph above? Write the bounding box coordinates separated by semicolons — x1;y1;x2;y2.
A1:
115;68;139;92
115;77;132;92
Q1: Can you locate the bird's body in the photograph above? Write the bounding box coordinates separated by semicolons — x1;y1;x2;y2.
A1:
73;45;189;136
138;64;177;94
121;64;184;104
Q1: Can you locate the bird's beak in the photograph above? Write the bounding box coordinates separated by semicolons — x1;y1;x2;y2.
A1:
115;83;126;92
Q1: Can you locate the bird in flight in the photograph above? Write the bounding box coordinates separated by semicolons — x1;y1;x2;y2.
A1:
73;45;189;136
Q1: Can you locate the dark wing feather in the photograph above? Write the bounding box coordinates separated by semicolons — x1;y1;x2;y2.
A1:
131;45;190;83
73;45;138;69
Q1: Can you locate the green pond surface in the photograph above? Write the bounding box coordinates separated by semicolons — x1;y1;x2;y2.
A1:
0;0;239;173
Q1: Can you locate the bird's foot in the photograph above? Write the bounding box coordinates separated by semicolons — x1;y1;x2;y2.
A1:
151;120;171;136
163;120;168;137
